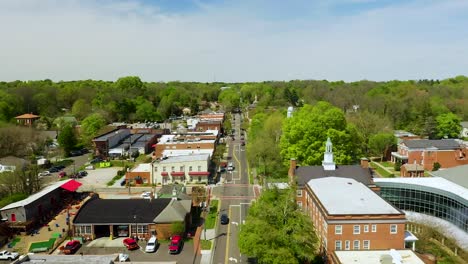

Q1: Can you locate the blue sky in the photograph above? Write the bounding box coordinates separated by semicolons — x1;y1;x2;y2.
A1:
0;0;467;82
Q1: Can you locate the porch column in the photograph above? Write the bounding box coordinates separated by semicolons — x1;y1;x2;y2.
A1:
109;225;113;240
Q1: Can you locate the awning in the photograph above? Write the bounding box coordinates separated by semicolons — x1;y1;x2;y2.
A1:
60;180;82;192
188;171;210;176
171;172;185;176
161;172;168;176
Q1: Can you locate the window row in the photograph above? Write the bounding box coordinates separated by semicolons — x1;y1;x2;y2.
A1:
335;240;370;250
335;224;397;234
155;166;203;172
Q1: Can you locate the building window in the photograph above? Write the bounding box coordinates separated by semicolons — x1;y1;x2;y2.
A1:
163;167;166;172
353;225;360;234
335;240;342;250
363;240;370;250
76;225;92;235
171;166;175;172
296;190;302;197
131;224;148;234
180;166;184;172
371;224;377;232
189;166;192;171
198;166;201;171
297;201;303;208
345;240;350;250
364;225;369;233
390;224;397;234
154;167;158;172
335;225;342;235
353;240;360;250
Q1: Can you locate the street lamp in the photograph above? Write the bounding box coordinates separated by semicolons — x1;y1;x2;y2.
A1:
133;215;137;240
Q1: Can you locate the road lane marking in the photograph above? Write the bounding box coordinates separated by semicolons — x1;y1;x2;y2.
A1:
225;205;233;264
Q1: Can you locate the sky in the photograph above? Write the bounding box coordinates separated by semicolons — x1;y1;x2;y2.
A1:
0;0;467;82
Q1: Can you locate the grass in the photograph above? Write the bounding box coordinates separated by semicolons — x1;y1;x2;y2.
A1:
204;200;219;229
379;161;394;167
107;173;124;186
29;238;56;252
370;162;395;177
200;240;212;250
9;237;20;247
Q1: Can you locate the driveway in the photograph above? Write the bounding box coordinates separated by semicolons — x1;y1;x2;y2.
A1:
74;237;195;263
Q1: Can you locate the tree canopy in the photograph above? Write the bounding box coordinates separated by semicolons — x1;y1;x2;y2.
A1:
239;188;319;264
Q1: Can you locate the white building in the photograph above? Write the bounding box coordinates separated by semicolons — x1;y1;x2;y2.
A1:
153;154;211;185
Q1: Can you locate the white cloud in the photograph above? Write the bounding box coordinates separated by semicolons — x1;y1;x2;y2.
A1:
0;0;466;82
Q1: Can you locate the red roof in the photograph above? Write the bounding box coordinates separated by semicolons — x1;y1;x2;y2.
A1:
15;113;40;119
60;180;82;192
188;171;210;176
171;171;185;176
161;172;169;176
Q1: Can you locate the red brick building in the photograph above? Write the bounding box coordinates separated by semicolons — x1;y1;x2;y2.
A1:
391;139;468;171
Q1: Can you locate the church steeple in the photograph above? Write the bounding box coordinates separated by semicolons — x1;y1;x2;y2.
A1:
322;137;336;170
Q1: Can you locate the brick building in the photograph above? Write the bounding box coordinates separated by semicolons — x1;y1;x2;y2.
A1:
305;177;406;261
391;139;468;171
153;133;216;159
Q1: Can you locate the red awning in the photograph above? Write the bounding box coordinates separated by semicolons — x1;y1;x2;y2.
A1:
171;172;185;176
60;180;82;192
161;172;169;176
188;171;210;176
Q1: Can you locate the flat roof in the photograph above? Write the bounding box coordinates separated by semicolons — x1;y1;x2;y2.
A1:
374;177;468;201
155;154;210;164
334;249;425;264
161;149;213;157
307;177;402;215
19;254;116;263
93;128;130;141
1;180;74;211
131;163;151;172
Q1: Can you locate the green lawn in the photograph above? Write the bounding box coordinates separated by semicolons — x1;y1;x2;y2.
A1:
200;240;212;250
29;238;56;252
379;161;394;167
204;200;219;229
370;162;395;177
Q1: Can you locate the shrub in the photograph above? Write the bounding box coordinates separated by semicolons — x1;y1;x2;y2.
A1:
432;162;441;171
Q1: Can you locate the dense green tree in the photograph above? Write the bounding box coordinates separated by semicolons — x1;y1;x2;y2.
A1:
218;88;240;111
57;124;77;156
435;112;462;139
368;133;396;161
72;99;91;120
80;113;107;144
239;188;319;264
280;102;361;165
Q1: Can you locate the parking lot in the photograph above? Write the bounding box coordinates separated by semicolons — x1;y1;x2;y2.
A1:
74;237;195;263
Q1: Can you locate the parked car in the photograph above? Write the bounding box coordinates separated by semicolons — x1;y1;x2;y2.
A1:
168;235;183;254
80;148;89;154
58;171;67;178
220;214;229;225
70;150;82;157
49;167;60;173
78;171;88;177
62;240;81;254
38;171;51;177
145;236;158;253
56;165;66;170
123;238;139;250
118;253;129;262
0;250;19;260
141;191;151;199
120;179;127;186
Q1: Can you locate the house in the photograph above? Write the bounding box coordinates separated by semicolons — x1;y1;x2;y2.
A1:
0;156;29;172
72;191;191;240
331;249;426;264
15;113;40;126
0;180;82;232
391;139;468;171
305;177;406;260
461;122;468;138
153;154;211;185
290;138;378;206
125;163;151;185
400;163;425;177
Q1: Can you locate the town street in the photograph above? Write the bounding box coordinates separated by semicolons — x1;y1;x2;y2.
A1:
211;113;255;264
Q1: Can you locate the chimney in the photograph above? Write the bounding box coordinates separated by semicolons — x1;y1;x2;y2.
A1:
288;158;297;184
360;158;369;169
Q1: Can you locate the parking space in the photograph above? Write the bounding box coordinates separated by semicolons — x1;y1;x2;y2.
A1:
73;237;195;263
77;167;121;191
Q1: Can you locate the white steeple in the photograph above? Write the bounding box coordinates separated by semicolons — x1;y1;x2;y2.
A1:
322;137;336;170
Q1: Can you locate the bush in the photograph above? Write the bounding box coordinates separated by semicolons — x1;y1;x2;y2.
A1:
394;160;402;171
200;240;212;250
432;162;441;171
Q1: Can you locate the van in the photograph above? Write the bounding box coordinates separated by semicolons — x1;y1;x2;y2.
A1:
145;236;158;253
227;162;234;171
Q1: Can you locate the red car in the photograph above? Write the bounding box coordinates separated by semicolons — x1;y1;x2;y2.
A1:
62;240;81;254
123;238;139;250
168;235;183;254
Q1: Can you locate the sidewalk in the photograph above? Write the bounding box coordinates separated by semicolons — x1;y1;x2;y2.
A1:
199;229;216;264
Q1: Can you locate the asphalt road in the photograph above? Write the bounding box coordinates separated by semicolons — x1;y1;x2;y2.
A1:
212;113;254;264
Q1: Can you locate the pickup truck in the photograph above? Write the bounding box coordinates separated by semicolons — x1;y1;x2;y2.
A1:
0;250;19;260
62;240;81;254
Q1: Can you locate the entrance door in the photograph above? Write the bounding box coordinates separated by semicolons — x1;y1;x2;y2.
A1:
11;213;16;222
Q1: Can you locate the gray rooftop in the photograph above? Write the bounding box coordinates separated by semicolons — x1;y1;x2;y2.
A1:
155;154;210;164
295;165;374;187
461;121;468;128
93;128;130;141
153;199;191;223
307;177;402;215
430;164;468;189
402;139;461;150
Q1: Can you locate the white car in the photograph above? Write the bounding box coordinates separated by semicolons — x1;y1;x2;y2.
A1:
38;171;51;177
0;250;19;260
140;191;151;199
145;236;158;252
118;253;129;262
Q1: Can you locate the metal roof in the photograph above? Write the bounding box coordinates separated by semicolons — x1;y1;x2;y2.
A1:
430;164;468;188
402;139;461;150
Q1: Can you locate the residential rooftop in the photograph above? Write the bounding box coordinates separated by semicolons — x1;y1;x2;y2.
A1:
154;154;210;164
307;177;402;215
430;164;468;189
401;139;462;150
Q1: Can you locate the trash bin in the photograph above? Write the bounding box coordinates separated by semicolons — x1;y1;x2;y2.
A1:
62;228;66;233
